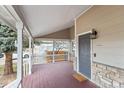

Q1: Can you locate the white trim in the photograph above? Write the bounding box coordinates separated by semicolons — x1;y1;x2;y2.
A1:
0;6;17;30
35;38;70;41
76;30;100;87
74;19;76;39
76;31;92;80
29;36;32;74
11;5;34;39
73;19;77;71
52;40;55;63
16;22;24;81
91;36;93;81
67;40;71;61
4;79;21;88
31;39;34;65
3;5;34;40
77;31;92;36
24;27;34;40
75;5;93;20
3;5;22;22
2;6;19;22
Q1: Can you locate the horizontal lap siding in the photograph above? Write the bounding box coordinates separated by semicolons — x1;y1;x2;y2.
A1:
76;5;124;68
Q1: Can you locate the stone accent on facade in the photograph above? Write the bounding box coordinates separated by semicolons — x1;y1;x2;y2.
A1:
92;62;124;88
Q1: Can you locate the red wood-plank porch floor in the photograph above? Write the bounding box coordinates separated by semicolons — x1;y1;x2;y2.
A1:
22;62;98;88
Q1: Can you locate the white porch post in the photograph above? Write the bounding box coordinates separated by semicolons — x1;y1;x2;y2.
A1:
70;41;72;61
16;22;23;81
68;40;71;61
52;40;55;63
32;40;34;65
29;36;32;74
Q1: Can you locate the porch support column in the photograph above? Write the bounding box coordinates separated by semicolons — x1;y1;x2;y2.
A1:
52;40;55;63
32;39;34;65
29;36;32;74
67;40;71;61
16;22;23;81
70;40;73;62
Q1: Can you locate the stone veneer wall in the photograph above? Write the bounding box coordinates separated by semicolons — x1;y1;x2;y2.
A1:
92;62;124;88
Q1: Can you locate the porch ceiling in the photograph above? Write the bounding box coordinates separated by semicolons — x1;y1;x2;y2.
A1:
15;5;91;38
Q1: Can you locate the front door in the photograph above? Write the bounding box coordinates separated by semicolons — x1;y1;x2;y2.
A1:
78;33;91;79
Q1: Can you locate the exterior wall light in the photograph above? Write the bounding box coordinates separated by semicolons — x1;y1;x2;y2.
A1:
90;29;98;39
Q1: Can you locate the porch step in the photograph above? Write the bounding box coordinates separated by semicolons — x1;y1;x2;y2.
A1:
73;73;87;82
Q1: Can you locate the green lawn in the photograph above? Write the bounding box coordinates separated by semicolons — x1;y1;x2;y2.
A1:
0;63;17;74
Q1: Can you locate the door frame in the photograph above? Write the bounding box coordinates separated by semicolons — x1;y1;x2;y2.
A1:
76;31;93;80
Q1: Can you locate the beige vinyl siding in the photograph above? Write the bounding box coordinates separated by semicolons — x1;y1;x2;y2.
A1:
70;26;75;39
35;28;71;39
35;26;75;40
76;6;124;68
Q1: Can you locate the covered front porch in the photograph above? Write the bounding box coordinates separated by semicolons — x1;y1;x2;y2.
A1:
0;5;98;88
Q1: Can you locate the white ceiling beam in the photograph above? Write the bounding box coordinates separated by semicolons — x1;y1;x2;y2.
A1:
0;5;34;40
12;5;34;39
0;14;16;30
